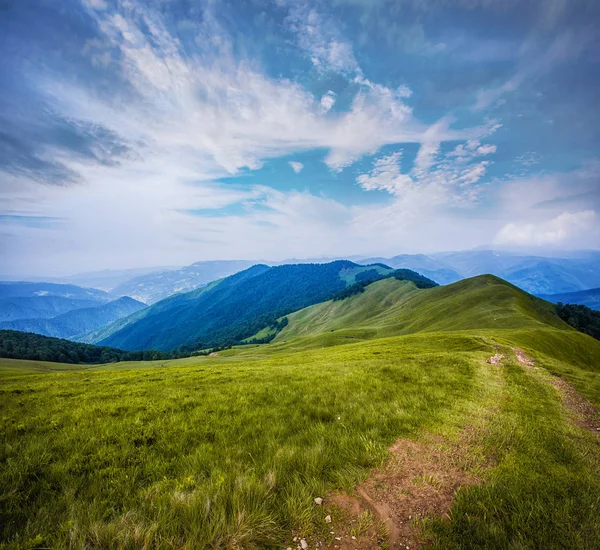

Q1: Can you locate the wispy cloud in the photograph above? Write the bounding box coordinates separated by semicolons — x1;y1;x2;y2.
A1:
283;1;362;77
289;161;304;173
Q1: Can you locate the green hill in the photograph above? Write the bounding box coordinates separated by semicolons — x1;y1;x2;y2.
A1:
96;261;394;351
251;275;563;348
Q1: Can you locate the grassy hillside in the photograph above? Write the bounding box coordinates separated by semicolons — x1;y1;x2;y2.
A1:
271;275;564;344
2;274;600;549
98;261;393;352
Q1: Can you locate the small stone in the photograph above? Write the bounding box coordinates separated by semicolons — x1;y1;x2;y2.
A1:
314;497;323;505
330;531;334;534
300;539;308;550
335;537;341;541
293;537;297;542
325;515;332;523
351;535;356;540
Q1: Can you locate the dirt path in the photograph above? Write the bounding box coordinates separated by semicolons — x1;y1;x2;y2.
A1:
294;348;599;550
486;353;503;365
548;376;600;435
512;347;600;436
316;429;483;550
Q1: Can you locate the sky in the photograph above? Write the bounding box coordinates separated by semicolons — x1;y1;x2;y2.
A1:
1;0;599;276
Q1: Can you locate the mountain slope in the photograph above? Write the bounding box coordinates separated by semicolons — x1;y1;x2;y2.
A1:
111;260;256;303
97;261;394;351
268;275;567;349
538;287;600;310
0;282;113;322
52;266;178;292
0;297;147;340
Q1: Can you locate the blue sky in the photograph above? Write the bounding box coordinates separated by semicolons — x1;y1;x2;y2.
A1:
1;0;599;275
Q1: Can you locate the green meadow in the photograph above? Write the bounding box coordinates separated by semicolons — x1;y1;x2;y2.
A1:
2;276;600;549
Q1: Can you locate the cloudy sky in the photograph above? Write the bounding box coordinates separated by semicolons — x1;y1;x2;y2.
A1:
1;0;599;276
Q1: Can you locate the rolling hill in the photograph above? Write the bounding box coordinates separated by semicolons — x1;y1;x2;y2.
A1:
0;296;147;340
95;261;395;351
539;287;600;310
249;275;566;350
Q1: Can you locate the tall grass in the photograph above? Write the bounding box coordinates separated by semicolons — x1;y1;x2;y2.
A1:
1;336;481;549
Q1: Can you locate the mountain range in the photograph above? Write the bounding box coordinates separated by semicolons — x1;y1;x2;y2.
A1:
0;296;146;341
538;288;600;310
360;250;600;294
109;260;257;304
0;282;148;341
92;261;397;351
0;282;114;322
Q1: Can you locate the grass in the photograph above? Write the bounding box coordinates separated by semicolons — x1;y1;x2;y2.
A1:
1;274;600;548
426;353;600;549
1;336;482;549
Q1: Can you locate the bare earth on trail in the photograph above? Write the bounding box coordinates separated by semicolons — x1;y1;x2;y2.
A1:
319;429;484;550
512;348;534;367
486;353;503;365
512;347;600;436
549;376;600;435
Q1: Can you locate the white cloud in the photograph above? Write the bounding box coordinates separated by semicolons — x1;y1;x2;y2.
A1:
495;210;597;246
289;161;304;173
356;152;414;196
320;90;336;113
284;3;362;76
358;132;498;209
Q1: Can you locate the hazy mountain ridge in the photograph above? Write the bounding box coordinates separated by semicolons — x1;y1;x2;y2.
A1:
0;282;114;322
360;250;600;294
0;296;147;340
110;260;257;304
539;288;600;310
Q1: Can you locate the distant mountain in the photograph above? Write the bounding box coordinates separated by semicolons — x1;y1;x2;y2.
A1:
360;250;600;295
0;282;113;322
111;260;257;304
0;282;112;300
52;267;179;292
538;288;600;310
360;254;462;285
0;296;147;340
96;261;394;351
